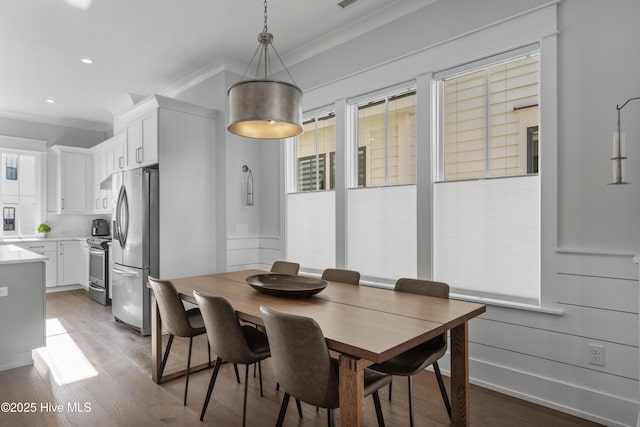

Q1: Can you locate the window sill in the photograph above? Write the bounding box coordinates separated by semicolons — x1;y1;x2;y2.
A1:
450;293;564;315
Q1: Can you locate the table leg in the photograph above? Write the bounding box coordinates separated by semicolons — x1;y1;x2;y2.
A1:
338;354;366;427
151;293;162;383
450;321;469;426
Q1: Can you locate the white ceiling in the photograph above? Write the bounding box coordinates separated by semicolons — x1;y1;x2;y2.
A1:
0;0;438;132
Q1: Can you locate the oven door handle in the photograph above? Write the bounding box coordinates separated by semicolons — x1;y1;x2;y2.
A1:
89;249;105;256
89;283;105;292
112;267;140;277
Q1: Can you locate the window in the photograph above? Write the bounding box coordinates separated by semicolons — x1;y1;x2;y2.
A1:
434;46;541;304
0;151;40;237
296;113;335;192
439;52;539;180
3;207;15;231
5;154;17;180
356;90;416;187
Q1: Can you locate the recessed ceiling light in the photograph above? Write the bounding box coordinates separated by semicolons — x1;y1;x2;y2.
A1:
81;58;93;64
46;99;55;104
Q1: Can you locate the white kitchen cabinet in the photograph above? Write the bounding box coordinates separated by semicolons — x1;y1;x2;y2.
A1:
57;240;79;286
47;146;93;214
90;132;126;214
12;241;57;288
113;132;127;171
126;111;158;168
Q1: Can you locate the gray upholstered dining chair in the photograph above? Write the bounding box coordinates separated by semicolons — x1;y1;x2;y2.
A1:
369;278;451;426
147;277;211;406
193;291;271;427
260;305;391;427
270;260;300;275
321;268;360;285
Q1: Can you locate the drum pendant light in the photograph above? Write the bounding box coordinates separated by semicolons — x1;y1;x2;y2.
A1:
228;0;303;139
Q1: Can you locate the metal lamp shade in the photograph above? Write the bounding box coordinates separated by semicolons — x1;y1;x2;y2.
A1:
227;80;303;139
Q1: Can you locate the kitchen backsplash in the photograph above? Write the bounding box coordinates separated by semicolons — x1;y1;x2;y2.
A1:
45;214;110;237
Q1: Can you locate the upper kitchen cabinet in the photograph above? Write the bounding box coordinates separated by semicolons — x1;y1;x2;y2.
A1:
117;95;215;172
47;146;93;214
90;132;125;214
124;109;158;169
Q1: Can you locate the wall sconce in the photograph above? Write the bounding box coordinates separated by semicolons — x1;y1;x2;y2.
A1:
611;96;640;184
242;165;254;205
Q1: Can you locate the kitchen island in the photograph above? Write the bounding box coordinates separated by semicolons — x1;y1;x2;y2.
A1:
0;245;46;371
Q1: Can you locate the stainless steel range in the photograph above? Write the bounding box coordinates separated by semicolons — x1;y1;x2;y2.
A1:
87;237;111;305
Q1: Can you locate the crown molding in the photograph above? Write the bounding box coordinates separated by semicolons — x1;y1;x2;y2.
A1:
280;0;439;69
0;109;111;133
159;57;253;98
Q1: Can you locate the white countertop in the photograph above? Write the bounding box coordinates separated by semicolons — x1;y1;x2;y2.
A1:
0;244;48;264
0;236;91;243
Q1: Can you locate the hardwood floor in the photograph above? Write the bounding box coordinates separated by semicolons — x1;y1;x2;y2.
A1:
0;289;602;427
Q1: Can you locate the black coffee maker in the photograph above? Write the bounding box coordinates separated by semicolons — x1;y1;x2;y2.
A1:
91;219;110;236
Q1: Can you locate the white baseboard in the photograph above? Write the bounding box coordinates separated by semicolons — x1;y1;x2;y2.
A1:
439;357;638;427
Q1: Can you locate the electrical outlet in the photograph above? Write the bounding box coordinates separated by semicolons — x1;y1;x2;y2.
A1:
0;287;7;297
588;343;605;366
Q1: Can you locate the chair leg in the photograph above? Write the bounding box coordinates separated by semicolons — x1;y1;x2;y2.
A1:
258;361;264;397
184;337;193;405
407;376;414;427
276;382;279;391
207;339;211;368
242;364;250;427
276;392;291;427
159;334;174;379
372;391;385;427
388;378;393;401
200;356;222;421
433;362;452;419
295;398;303;418
254;362;257;378
328;408;335;427
234;363;241;384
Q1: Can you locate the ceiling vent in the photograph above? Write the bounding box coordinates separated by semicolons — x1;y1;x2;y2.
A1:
337;0;358;8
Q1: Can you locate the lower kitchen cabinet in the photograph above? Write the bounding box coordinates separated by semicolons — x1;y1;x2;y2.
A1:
57;240;79;286
6;239;86;289
12;241;57;288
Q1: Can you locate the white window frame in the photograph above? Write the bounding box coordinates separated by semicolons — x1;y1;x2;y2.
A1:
348;82;417;188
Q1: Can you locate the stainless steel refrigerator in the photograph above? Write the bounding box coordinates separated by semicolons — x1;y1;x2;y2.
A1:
111;167;159;336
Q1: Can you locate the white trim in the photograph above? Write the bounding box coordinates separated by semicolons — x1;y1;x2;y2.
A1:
456;357;638;427
0;135;48;152
346;81;416;106
159;57;249;98
450;293;564;315
433;43;539;80
0;110;110;133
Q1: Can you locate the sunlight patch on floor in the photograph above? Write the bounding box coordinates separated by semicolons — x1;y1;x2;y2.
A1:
35;318;98;385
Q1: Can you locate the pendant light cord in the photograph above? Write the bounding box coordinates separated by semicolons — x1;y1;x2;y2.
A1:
263;0;268;33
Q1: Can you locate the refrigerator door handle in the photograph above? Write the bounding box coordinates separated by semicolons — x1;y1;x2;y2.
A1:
113;267;140;277
116;185;129;247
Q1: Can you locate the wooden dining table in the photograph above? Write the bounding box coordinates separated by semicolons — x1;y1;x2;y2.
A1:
150;269;486;426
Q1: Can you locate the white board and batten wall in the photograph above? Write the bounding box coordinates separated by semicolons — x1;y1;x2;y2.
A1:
184;1;640;426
